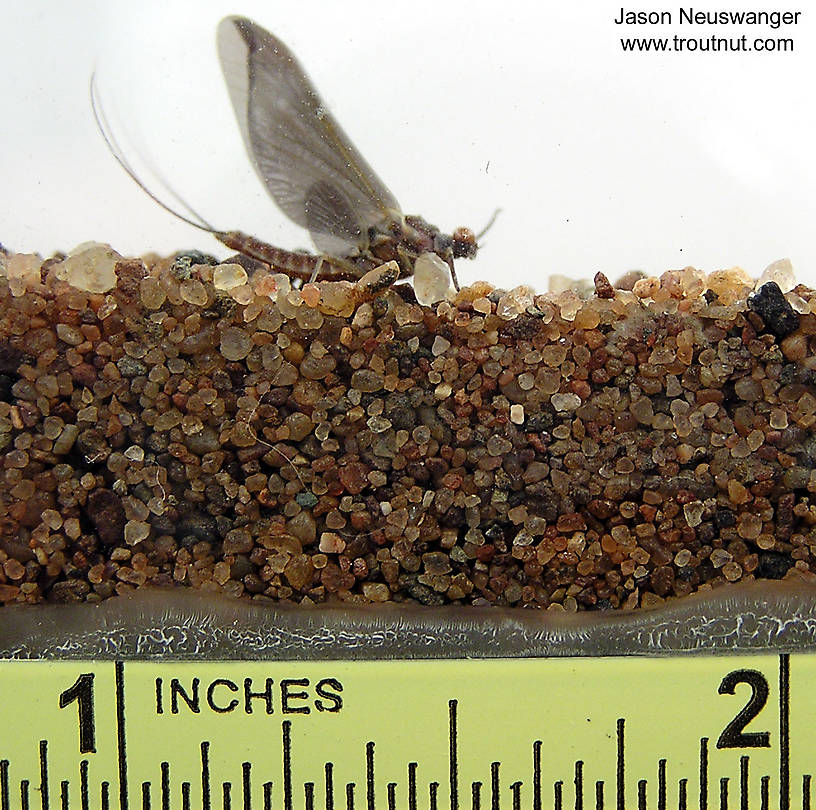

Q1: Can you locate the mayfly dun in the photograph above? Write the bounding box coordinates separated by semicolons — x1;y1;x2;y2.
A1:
92;16;492;290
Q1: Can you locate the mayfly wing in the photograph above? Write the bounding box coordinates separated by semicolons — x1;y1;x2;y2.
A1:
217;16;402;257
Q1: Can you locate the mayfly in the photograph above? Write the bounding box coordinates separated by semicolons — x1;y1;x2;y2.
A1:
93;16;491;290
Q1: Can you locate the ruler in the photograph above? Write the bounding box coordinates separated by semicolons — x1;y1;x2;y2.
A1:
0;653;811;810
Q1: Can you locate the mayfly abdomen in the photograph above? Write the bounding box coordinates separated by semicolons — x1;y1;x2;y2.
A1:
217;231;361;283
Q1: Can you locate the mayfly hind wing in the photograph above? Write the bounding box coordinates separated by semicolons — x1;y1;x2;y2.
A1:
217;16;402;257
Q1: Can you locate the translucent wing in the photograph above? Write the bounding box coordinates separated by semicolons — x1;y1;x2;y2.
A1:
217;16;402;256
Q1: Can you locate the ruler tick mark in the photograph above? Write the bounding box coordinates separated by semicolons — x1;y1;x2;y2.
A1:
575;761;584;810
242;763;251;810
201;741;211;810
365;742;374;810
160;763;169;810
449;701;459;810
79;760;88;810
719;776;728;810
325;763;333;810
700;737;709;810
533;741;542;810
282;722;292;810
658;758;666;810
510;780;521;810
115;661;128;810
1;759;8;810
39;740;48;810
616;719;624;810
489;764;499;810
739;756;748;810
407;763;417;810
780;653;791;810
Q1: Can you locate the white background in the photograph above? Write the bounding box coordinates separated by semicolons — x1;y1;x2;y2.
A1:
2;0;814;289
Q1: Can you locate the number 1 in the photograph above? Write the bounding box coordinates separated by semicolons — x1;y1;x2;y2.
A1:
59;673;96;754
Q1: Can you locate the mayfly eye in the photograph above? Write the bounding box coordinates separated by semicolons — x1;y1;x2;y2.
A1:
452;227;478;259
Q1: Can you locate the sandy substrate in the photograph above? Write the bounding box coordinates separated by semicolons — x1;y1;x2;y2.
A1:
2;245;815;611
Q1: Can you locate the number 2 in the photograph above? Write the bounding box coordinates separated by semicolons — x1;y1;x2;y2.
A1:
716;669;771;749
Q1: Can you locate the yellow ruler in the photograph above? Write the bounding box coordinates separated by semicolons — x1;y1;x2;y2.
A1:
0;653;809;810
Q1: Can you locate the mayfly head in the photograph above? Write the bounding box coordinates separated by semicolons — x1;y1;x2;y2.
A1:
451;227;479;259
429;226;479;262
93;16;486;291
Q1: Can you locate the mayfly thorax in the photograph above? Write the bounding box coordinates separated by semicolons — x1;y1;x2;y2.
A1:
93;16;489;290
